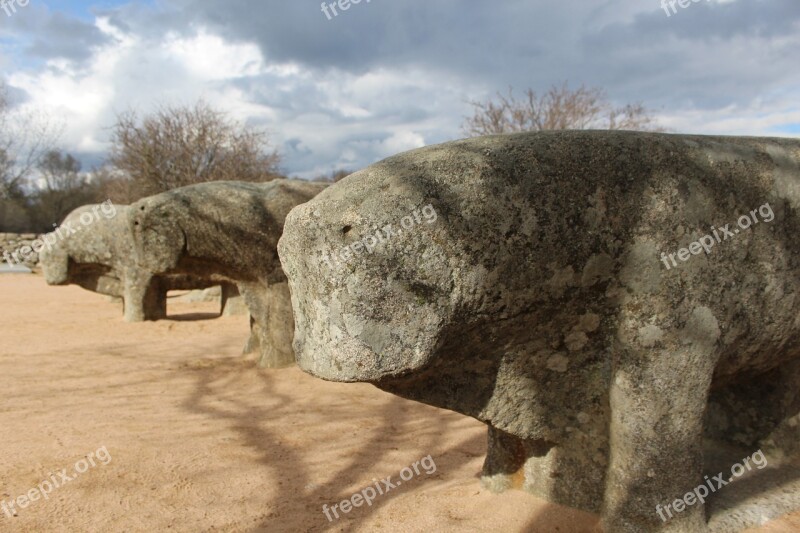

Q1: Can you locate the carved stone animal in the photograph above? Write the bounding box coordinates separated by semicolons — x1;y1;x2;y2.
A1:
129;179;329;368
40;203;241;321
277;131;800;532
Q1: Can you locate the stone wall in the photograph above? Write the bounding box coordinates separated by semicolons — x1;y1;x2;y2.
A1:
0;233;45;269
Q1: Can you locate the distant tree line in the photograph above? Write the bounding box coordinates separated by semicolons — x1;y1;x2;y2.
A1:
0;87;284;232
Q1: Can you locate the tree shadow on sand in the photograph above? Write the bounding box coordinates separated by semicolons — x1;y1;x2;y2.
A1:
176;358;486;532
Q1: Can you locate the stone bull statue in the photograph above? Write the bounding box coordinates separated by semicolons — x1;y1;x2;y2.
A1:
277;131;800;532
128;179;329;368
40;202;240;321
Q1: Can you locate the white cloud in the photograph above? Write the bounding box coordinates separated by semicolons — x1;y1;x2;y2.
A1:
163;30;264;81
3;12;476;176
1;0;798;177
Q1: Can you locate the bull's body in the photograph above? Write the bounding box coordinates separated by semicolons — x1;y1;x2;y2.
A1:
129;179;328;367
278;131;800;531
40;203;236;321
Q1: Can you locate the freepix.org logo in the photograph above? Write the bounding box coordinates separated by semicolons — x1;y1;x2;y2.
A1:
1;446;112;518
1;0;30;17
3;200;117;269
320;0;372;21
661;0;711;18
319;204;438;271
660;202;774;271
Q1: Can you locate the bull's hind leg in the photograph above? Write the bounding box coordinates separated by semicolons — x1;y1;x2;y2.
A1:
238;282;267;359
238;281;295;368
706;359;800;461
220;282;248;317
242;315;261;355
603;344;717;532
260;281;295;368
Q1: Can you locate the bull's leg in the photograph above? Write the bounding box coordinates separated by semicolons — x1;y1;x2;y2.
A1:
481;426;526;493
750;360;800;461
238;281;295;368
238;282;266;357
220;283;248;317
242;315;261;355
521;436;606;512
481;425;607;512
123;274;148;322
123;272;165;322
602;345;715;533
259;281;295;368
142;278;167;321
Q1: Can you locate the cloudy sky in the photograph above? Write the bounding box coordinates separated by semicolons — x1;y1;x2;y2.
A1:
1;0;799;178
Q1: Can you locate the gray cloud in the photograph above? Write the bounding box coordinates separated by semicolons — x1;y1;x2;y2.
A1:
2;0;798;177
117;0;800;110
26;12;110;62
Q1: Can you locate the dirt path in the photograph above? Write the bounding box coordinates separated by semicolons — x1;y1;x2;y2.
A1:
0;275;797;532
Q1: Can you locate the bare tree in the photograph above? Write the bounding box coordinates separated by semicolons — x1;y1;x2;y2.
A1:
463;83;663;137
109;101;282;198
313;169;353;183
33;150;99;227
92;165;140;205
0;83;61;200
39;150;82;192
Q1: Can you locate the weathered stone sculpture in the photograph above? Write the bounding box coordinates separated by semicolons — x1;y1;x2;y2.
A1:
277;131;800;532
40;202;241;321
129;179;329;368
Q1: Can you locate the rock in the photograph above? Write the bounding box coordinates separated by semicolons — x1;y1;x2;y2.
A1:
168;285;248;317
39;201;227;321
0;263;32;274
278;131;800;532
0;232;45;270
129;179;328;368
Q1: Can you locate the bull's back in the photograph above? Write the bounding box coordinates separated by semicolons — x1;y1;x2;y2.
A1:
389;132;800;379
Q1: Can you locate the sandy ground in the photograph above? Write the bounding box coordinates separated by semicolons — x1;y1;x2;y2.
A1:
0;274;798;533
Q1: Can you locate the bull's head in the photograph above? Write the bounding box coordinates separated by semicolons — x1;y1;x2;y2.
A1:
278;161;466;384
128;194;187;274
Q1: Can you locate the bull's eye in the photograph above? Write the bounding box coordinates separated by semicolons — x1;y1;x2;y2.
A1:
342;225;352;235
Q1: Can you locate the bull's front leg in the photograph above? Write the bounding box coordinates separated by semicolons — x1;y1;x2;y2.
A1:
482;424;608;513
481;426;526;493
123;271;166;322
123;272;149;322
602;330;719;533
